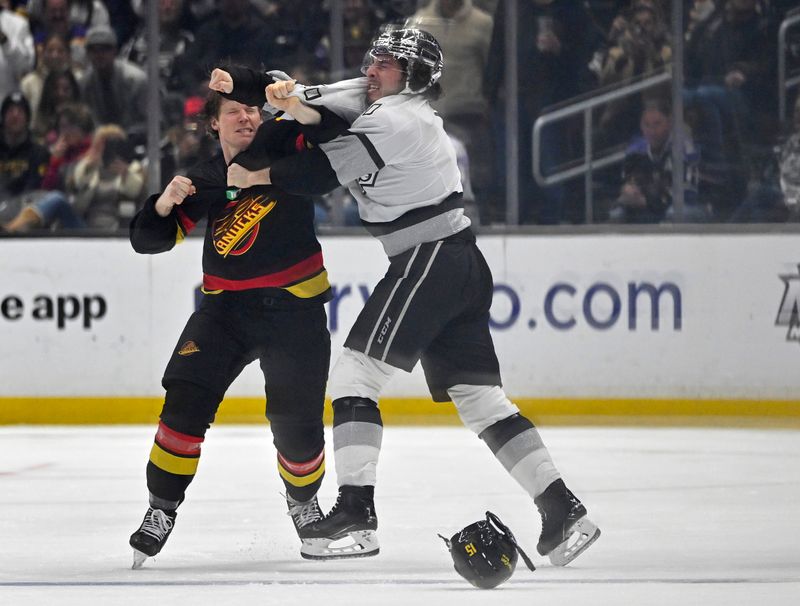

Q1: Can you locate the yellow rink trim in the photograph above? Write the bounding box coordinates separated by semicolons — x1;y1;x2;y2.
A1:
1;396;800;428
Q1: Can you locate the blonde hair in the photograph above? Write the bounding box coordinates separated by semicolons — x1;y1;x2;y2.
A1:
93;123;127;144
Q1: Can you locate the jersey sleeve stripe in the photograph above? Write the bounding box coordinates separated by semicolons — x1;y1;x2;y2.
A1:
354;132;385;170
319;133;383;184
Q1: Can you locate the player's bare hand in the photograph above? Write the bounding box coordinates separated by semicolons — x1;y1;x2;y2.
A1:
227;163;270;188
267;79;296;99
227;163;252;189
155;175;195;217
209;68;234;94
266;80;299;112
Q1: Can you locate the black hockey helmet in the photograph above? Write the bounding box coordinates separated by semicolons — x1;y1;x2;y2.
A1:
362;26;444;94
440;511;535;589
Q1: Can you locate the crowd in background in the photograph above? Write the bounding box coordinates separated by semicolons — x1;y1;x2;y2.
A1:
1;0;799;232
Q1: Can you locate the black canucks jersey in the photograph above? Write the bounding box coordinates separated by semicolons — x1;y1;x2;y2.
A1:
130;118;331;303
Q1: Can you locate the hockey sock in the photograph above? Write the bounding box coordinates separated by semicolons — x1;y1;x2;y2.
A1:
331;397;383;487
278;448;326;503
479;414;561;499
146;421;203;505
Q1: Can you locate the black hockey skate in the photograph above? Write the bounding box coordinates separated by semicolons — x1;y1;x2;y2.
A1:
299;485;379;560
534;479;600;566
287;494;323;554
129;507;177;569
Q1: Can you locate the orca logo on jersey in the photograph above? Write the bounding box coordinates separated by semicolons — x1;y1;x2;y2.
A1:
213;194;277;257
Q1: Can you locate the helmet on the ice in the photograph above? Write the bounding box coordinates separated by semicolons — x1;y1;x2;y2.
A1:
440;511;535;589
362;27;444;94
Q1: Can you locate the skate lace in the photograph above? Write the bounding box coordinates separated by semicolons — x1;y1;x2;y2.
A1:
287;497;322;528
140;508;174;541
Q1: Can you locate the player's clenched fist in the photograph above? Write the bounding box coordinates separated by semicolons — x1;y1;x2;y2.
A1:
208;68;234;94
227;163;251;189
155;175;196;217
266;80;298;113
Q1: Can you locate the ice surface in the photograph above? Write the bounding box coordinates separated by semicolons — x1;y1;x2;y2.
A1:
1;425;798;605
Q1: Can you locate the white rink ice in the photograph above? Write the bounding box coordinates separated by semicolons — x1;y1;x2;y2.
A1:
1;425;799;606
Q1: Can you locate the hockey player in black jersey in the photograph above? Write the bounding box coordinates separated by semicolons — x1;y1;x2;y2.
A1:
127;89;332;568
214;27;600;566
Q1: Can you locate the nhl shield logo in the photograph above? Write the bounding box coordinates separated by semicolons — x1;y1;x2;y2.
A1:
776;265;800;343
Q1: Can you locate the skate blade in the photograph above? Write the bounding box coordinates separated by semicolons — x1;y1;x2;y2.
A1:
131;549;149;570
548;516;600;567
300;530;380;560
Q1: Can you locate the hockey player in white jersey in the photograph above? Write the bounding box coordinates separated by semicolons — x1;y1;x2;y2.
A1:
214;27;600;566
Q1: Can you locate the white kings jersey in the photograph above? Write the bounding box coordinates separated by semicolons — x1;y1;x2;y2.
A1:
318;93;470;256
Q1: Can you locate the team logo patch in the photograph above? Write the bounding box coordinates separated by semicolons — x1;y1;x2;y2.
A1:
303;88;321;101
776;265;800;342
357;172;378;188
178;341;200;356
213;194;277;257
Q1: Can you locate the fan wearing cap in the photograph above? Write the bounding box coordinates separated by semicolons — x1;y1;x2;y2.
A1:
0;92;49;217
215;26;600;566
80;24;147;135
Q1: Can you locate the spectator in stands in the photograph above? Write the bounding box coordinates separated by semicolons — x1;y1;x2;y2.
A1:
0;92;50;226
63;124;145;228
31;0;74;44
31;68;81;144
594;1;671;146
3;122;144;232
730;94;800;222
28;0;109;32
121;0;194;94
103;0;140;48
29;0;108;69
607;97;707;223
0;5;35;101
686;0;716;39
159;95;217;188
340;0;382;73
173;0;277;95
585;0;628;34
411;0;498;223
781;96;800;215
319;0;419;76
120;0;195;125
250;0;328;70
485;0;601;224
40;101;93;192
684;0;773;158
20;33;80;132
80;24;148;139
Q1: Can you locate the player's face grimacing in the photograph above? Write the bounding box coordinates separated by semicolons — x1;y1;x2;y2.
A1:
212;99;263;154
364;54;406;103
